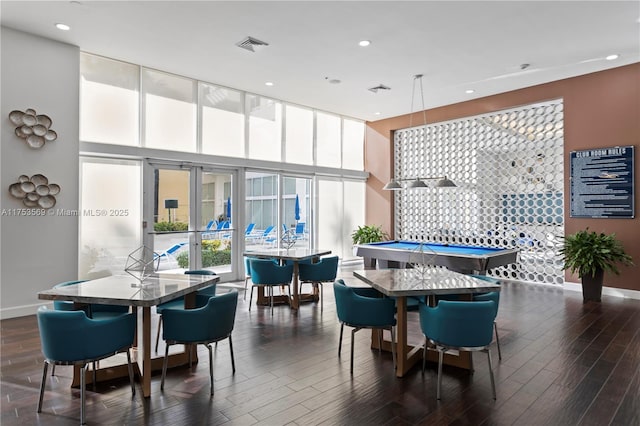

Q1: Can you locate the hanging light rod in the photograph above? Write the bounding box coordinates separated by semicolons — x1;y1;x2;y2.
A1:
383;176;456;190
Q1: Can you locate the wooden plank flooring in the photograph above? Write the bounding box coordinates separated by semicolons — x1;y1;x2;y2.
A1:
2;266;640;425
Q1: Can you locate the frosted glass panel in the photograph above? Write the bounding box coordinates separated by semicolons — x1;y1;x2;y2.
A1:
201;83;245;157
318;180;343;257
247;95;282;161
342;181;365;260
143;69;196;151
79;158;142;279
316;112;341;168
80;53;139;145
285;105;313;165
342;119;364;171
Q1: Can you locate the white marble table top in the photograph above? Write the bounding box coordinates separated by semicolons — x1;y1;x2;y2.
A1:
244;247;331;261
37;273;219;307
353;268;501;297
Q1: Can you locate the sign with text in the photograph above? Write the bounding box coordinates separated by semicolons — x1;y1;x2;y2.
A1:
570;146;634;218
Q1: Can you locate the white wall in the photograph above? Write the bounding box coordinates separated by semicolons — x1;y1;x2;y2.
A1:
1;28;80;318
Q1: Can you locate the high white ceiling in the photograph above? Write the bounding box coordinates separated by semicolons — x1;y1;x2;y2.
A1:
2;1;638;121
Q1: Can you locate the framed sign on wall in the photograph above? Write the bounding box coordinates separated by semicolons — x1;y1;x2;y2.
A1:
570;145;634;218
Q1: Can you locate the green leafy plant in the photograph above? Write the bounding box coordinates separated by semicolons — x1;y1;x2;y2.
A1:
351;224;388;245
560;229;633;278
153;221;188;232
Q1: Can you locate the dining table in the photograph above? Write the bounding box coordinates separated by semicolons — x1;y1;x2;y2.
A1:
353;267;501;377
37;272;219;398
243;247;332;310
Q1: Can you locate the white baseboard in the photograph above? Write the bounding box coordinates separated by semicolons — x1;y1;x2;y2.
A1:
563;281;640;300
1;301;52;320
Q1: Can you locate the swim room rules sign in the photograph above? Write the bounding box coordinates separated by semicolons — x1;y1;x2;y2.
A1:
570;146;635;218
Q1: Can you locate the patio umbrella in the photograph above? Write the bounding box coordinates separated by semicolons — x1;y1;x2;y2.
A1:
294;195;300;221
226;196;231;220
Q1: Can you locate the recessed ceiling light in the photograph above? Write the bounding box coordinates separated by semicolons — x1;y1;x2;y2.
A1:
55;23;70;31
358;40;371;47
374;112;381;115
465;89;475;94
265;81;274;86
605;54;620;61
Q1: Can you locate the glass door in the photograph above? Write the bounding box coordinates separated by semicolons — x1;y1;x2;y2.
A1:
146;163;236;279
282;176;311;250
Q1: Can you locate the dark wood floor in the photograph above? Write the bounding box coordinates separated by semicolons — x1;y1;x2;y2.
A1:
2;266;639;425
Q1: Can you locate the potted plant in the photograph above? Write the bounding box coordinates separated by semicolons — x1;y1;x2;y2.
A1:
351;224;388;245
560;228;633;302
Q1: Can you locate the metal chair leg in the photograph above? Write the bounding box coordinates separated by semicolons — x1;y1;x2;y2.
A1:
207;344;214;396
37;361;48;413
155;315;163;353
244;276;249;300
350;328;356;374
228;335;236;373
92;361;97;390
270;286;274;316
389;326;396;372
487;349;496;399
249;285;254;311
422;338;428;374
80;364;86;425
494;321;502;361
160;344;170;391
51;364;55;376
126;349;136;397
319;282;323;312
338;323;344;357
437;348;444;400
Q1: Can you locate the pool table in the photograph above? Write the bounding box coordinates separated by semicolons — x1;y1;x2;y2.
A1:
355;240;519;274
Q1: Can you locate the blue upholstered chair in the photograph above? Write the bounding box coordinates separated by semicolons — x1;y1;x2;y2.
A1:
155;270;217;352
298;255;339;311
51;280;130;377
36;306;136;425
470;274;502;360
248;259;293;315
160;290;238;396
419;300;497;400
333;279;396;374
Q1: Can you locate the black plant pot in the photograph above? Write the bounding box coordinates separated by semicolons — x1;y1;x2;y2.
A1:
581;268;604;303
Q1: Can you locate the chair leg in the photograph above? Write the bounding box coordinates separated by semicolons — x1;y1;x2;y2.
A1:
80;364;86;425
92;361;97;390
377;329;382;355
51;364;55;376
207;344;214;396
338;323;344;357
228;335;236;373
249;285;254;311
494;321;502;361
350;328;357;375
126;349;136;397
270;286;274;316
437;348;444;400
422;338;427;374
469;350;474;374
37;361;48;413
319;282;323;312
389;326;396;372
487;349;496;400
160;344;170;391
155;315;163;353
244;276;249;300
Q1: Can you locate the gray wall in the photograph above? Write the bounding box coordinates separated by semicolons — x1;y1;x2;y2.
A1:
1;27;80;318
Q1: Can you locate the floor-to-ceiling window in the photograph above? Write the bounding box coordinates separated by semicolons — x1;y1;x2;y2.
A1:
78;157;142;279
79;52;367;281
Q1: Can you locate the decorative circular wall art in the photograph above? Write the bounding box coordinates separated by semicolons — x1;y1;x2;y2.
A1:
8;174;60;209
9;108;57;149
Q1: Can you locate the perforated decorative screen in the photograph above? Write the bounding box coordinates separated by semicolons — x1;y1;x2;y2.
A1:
393;100;565;284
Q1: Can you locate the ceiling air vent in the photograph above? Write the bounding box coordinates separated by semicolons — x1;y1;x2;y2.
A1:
368;84;391;93
236;36;269;52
